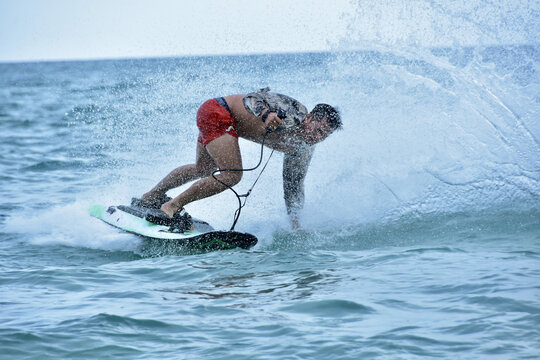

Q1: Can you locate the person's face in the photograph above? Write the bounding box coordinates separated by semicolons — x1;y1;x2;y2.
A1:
301;114;334;145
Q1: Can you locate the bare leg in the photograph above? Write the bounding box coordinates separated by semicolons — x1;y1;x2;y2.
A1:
142;141;217;203
161;134;243;217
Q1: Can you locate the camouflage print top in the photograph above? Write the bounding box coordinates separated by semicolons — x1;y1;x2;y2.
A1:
242;87;308;130
243;87;314;220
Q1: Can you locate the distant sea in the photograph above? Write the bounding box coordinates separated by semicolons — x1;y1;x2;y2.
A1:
1;46;539;359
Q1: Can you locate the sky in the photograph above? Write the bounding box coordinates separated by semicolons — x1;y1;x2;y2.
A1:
1;0;537;63
0;0;353;62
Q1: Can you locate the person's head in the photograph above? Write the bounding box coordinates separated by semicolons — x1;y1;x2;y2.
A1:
301;104;342;145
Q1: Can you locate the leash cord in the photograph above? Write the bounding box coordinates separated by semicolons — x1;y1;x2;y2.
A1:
211;130;274;231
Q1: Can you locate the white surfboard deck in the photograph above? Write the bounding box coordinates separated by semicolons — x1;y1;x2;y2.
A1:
89;204;258;250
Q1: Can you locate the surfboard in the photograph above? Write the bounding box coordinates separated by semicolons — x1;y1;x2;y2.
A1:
89;204;257;251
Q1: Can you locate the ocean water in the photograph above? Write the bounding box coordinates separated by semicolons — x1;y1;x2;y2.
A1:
1;45;539;359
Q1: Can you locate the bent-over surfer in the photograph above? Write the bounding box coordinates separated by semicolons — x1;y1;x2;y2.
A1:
138;87;342;229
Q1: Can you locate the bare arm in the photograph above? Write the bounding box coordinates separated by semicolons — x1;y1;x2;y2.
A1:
283;145;314;229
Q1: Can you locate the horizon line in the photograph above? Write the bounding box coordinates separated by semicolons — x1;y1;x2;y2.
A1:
1;42;535;65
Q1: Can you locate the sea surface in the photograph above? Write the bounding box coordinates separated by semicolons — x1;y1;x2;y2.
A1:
1;45;539;359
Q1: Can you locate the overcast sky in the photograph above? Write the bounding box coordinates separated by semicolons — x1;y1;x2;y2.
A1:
0;0;353;62
1;0;537;63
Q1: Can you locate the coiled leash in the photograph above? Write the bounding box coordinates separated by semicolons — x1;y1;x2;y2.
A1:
212;110;285;231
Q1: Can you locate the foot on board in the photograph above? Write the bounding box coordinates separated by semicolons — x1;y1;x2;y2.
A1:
145;208;193;233
131;195;172;210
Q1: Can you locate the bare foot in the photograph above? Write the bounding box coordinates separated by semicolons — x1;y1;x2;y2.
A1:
160;201;177;218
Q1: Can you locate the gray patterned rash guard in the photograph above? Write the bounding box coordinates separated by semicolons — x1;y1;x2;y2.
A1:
243;87;314;219
242;87;308;130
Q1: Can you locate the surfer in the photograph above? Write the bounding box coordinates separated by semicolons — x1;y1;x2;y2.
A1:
138;88;341;229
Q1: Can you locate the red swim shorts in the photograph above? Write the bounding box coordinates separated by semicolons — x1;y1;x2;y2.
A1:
197;98;238;146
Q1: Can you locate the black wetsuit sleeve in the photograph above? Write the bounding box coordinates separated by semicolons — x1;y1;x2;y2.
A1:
283;146;314;218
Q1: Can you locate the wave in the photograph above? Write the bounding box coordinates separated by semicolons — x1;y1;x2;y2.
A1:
268;208;540;252
297;44;539;228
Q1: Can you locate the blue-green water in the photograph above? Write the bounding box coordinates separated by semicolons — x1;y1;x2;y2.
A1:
1;46;539;359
